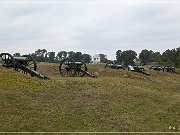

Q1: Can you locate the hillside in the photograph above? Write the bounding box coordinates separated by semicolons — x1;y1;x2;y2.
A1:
0;64;180;132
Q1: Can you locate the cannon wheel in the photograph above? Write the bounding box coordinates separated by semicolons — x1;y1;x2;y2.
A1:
22;55;37;71
76;61;87;77
0;53;16;69
59;58;76;77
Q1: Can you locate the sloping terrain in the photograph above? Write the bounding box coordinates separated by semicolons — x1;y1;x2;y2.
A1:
0;64;179;132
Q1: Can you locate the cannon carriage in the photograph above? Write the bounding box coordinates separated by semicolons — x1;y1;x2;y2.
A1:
105;62;125;70
0;53;50;80
128;65;151;76
59;58;97;78
149;65;178;73
163;66;175;73
149;66;164;71
149;65;180;75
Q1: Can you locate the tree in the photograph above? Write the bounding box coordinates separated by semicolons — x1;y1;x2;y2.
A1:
57;51;68;60
13;53;21;57
139;49;154;65
62;51;67;59
116;50;122;64
162;49;173;64
153;52;162;64
175;47;180;67
162;47;180;67
121;50;137;66
35;49;41;57
42;49;47;61
68;51;76;60
34;49;47;62
74;52;83;61
82;54;91;63
47;52;55;63
99;54;108;63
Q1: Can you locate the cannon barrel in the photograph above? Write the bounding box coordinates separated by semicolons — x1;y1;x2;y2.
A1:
21;65;50;80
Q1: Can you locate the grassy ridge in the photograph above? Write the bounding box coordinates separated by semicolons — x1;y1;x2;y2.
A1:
0;65;180;132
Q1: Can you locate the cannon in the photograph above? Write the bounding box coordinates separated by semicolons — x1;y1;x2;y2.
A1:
0;53;50;80
59;58;97;78
149;66;164;71
163;66;180;74
105;62;125;70
128;65;151;76
163;66;175;73
149;65;179;74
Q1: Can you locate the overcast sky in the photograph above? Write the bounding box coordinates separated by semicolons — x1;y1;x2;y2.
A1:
0;0;180;60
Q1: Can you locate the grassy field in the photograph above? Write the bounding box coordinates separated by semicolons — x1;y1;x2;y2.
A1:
0;63;180;132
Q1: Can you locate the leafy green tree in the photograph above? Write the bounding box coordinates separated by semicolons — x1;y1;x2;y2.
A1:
82;54;91;63
153;52;162;64
62;51;67;59
175;47;180;66
68;51;76;60
47;52;55;63
35;49;41;56
162;49;175;65
13;53;21;57
116;50;122;64
42;49;47;61
34;49;47;62
139;49;154;65
57;51;68;60
162;47;180;67
57;51;63;60
99;54;108;63
121;50;137;66
74;52;83;61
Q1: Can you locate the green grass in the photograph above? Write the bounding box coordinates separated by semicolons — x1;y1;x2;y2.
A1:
0;65;180;132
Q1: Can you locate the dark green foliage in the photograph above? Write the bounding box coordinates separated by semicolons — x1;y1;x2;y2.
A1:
68;51;76;60
139;49;154;65
74;52;83;61
99;54;108;63
153;52;163;64
121;50;137;66
162;47;180;67
13;53;21;57
47;52;55;63
32;49;47;62
116;50;122;64
82;54;91;63
30;46;180;67
31;50;92;63
57;51;67;60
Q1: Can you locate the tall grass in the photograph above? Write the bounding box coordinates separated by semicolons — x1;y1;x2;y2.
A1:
0;65;179;132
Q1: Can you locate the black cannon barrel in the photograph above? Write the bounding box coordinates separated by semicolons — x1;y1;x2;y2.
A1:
22;65;51;80
78;68;97;78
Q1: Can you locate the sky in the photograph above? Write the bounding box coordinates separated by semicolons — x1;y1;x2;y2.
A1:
0;0;180;60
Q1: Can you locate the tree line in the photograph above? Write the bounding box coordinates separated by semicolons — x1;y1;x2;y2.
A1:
14;49;92;63
13;46;180;67
116;46;180;67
